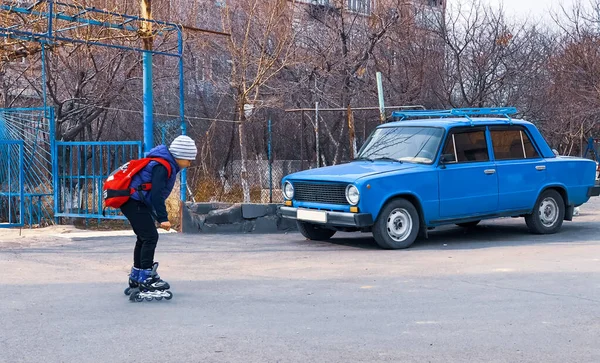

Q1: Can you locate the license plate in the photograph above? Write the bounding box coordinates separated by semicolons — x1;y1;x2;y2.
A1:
297;209;327;223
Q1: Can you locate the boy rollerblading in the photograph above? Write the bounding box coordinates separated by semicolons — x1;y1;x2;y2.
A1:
104;135;197;302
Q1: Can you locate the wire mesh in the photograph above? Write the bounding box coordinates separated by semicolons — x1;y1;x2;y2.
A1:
0;108;54;226
54;141;142;220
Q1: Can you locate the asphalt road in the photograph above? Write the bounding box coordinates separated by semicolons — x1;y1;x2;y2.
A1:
2;209;600;363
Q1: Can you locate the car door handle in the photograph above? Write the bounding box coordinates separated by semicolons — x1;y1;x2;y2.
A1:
536;165;546;171
484;169;496;175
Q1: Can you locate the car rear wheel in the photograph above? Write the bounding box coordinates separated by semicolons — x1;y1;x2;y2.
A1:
525;189;565;234
373;198;420;249
297;221;336;241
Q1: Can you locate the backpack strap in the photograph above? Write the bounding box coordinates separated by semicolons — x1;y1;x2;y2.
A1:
134;157;174;222
148;158;173;178
135;157;173;193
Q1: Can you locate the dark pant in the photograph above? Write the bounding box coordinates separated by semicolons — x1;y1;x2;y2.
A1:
120;199;158;269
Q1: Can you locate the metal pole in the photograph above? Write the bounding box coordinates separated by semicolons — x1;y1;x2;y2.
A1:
315;102;320;167
376;72;385;123
50;108;59;224
268;117;272;203
141;0;154;156
18;141;24;226
178;27;187;203
47;1;53;35
300;110;304;170
42;0;52;111
142;52;153;155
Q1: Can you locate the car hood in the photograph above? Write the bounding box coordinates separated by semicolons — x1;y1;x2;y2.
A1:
286;161;419;183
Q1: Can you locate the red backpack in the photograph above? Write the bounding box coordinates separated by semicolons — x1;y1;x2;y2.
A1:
102;157;172;215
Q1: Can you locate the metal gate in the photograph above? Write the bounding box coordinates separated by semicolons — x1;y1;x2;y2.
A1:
0;140;25;227
0;107;55;227
54;141;142;220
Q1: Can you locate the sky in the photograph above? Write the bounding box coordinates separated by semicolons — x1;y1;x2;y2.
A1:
478;0;584;25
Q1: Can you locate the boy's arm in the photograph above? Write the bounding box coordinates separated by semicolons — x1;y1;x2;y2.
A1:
150;164;169;223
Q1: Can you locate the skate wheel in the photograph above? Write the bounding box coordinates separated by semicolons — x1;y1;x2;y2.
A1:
165;291;173;300
124;287;131;295
145;296;153;301
155;296;163;301
129;292;143;302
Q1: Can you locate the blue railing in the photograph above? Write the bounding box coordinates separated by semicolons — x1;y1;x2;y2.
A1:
0;140;25;227
54;141;142;221
0;108;54;227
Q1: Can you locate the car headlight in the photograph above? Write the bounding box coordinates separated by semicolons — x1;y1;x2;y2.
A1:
345;184;360;205
283;181;294;200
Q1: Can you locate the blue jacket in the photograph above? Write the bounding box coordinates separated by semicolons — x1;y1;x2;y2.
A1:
130;145;180;221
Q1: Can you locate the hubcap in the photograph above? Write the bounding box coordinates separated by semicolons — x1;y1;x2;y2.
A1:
386;208;413;242
538;197;559;227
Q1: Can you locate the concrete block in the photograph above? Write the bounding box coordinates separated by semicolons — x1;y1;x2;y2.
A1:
189;202;233;215
242;204;270;219
253;215;279;233
205;204;243;225
201;220;254;234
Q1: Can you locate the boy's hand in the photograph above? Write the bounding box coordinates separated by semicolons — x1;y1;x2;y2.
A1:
160;221;171;231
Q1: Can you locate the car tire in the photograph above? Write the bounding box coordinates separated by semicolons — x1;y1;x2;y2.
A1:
456;220;481;228
373;198;420;249
525;189;565;234
297;221;336;241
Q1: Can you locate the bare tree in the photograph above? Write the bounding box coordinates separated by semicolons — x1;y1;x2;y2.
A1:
541;0;600;155
283;0;400;165
219;0;297;202
433;0;552;110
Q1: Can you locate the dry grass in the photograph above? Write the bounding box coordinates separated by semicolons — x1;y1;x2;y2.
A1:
192;176;264;203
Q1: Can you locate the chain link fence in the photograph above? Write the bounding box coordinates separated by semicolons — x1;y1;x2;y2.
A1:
181;117;299;204
160;107;385;204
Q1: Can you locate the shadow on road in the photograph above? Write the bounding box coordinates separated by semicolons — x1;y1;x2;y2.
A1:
299;218;600;251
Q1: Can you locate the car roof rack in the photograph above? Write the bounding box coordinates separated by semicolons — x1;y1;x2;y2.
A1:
390;107;518;126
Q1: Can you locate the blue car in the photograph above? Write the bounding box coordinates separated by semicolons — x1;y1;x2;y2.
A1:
278;107;600;249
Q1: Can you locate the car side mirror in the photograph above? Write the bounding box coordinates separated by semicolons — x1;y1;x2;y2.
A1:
552;148;559;156
440;154;455;163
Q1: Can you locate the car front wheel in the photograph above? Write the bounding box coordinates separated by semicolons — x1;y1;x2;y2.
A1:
373;198;420;249
525;189;565;234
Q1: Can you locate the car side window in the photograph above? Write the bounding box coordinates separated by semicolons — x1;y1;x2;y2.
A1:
490;127;540;160
442;129;489;163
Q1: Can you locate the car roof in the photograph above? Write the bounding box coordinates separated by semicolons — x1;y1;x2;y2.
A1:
381;117;534;129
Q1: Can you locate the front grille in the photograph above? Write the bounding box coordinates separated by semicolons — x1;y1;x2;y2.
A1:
293;182;348;205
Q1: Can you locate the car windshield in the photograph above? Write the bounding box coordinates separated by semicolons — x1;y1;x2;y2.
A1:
356;126;444;164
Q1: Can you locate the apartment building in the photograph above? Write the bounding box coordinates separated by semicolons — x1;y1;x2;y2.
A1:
293;0;445;25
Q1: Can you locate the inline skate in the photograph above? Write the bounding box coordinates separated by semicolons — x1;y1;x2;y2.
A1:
128;262;173;302
124;266;140;296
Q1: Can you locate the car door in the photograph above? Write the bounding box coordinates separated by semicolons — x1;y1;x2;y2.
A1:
489;125;546;211
438;126;499;218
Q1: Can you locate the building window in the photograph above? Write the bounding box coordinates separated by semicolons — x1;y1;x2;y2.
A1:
296;0;331;5
347;0;372;15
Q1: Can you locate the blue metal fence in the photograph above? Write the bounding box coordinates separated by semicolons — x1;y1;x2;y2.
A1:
0;140;25;227
54;141;142;221
0;108;54;227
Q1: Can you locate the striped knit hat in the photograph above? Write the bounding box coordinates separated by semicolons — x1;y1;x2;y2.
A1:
169;135;197;161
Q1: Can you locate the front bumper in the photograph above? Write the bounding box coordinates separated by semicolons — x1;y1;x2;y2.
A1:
278;206;374;227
